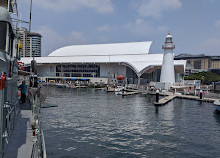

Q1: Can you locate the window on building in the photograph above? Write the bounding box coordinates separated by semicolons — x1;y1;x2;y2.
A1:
193;60;201;69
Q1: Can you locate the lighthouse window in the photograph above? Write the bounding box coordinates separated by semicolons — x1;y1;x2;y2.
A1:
0;22;7;51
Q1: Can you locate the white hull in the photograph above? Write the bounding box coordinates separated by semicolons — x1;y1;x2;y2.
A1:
115;91;122;95
214;100;220;112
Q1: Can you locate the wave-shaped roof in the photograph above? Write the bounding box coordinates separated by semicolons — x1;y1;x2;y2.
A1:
21;54;186;76
21;41;186;75
48;41;153;56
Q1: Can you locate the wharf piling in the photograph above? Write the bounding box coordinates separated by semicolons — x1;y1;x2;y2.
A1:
155;90;159;103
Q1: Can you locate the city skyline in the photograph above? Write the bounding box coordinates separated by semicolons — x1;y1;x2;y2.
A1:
18;0;220;56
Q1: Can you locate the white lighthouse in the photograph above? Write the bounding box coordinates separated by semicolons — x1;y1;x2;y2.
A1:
160;33;175;88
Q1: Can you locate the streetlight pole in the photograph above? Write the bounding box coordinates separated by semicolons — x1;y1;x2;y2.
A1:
31;48;37;75
29;0;33;32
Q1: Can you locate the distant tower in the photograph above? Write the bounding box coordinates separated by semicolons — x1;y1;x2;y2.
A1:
160;33;175;86
17;28;42;57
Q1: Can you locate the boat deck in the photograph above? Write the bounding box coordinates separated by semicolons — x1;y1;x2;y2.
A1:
5;102;34;158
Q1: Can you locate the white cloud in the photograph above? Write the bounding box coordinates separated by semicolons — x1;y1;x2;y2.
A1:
214;20;220;28
23;0;114;14
96;25;110;32
34;26;87;56
125;19;168;36
136;0;182;18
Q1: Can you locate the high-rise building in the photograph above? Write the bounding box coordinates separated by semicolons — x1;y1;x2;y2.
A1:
175;54;220;75
17;28;42;57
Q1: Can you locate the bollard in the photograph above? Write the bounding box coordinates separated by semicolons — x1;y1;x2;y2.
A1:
200;90;203;99
156;90;159;103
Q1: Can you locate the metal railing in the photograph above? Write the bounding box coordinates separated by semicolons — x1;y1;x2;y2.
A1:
29;88;47;158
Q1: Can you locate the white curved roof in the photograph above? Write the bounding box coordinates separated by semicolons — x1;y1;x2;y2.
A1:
21;41;186;75
48;41;153;56
21;54;186;75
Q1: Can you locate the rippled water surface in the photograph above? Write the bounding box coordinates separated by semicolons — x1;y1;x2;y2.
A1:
42;87;220;158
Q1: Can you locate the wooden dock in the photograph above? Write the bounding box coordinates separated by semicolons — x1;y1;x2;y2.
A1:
175;95;218;103
124;89;138;92
154;95;176;106
150;92;219;106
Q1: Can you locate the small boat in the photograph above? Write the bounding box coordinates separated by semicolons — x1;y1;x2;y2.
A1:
115;91;123;95
214;100;220;113
114;86;124;95
56;83;66;88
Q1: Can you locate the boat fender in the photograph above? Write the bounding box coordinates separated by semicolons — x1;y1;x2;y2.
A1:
0;74;5;90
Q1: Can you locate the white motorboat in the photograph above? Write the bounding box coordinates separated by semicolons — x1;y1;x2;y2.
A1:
115;86;124;95
214;100;220;113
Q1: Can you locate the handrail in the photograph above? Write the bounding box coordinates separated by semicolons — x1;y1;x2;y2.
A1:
29;87;47;158
31;144;36;158
41;130;47;158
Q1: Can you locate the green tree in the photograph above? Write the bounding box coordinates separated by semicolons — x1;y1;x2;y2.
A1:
184;72;220;83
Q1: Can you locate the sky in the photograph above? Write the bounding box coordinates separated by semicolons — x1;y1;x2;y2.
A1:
18;0;220;57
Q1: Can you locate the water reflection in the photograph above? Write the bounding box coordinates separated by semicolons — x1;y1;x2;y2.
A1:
42;87;220;158
155;106;159;115
214;112;220;125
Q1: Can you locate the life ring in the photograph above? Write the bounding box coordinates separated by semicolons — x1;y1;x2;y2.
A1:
0;74;5;90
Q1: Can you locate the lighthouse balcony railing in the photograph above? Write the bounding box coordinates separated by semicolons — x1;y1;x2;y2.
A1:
162;45;175;49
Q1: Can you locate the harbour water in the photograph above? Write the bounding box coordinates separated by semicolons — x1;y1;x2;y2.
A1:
42;87;220;158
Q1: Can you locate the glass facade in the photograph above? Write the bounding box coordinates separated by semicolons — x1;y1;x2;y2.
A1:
56;64;100;77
